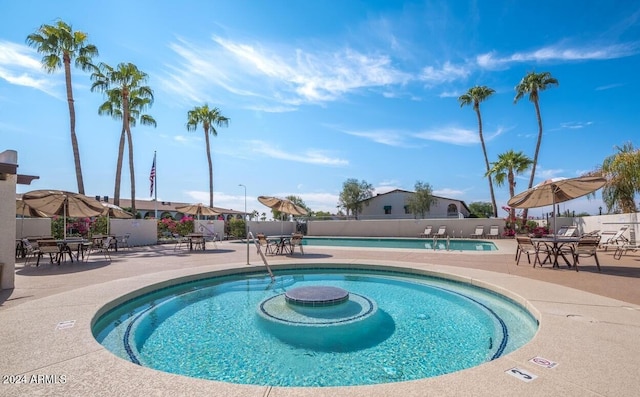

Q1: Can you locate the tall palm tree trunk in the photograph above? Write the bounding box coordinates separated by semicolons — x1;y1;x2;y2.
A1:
63;55;85;194
476;108;498;217
522;100;544;221
113;127;126;206
126;126;136;215
204;128;214;208
508;171;516;221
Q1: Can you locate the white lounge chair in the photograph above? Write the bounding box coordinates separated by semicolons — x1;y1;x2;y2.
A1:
419;226;433;238
487;225;500;239
563;225;578;237
600;226;629;250
433;226;447;238
470;226;485;238
613;229;640;260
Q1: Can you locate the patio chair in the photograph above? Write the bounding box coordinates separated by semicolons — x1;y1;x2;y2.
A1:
173;233;189;250
256;234;277;255
288;233;305;255
116;234;131;250
600;226;629;251
419;226;433;238
36;240;63;266
21;238;41;267
572;235;601;271
515;236;541;266
433;226;447;238
470;226;485;239
85;236;112;262
487;225;500;239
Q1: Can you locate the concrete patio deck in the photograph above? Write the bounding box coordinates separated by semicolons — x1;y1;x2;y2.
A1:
1;239;639;396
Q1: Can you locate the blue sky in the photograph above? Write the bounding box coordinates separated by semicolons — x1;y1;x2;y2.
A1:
2;0;639;218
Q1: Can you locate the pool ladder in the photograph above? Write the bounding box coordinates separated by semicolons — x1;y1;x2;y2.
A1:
248;232;275;282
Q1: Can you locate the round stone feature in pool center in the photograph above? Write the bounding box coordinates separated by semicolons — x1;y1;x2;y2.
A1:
285;286;350;306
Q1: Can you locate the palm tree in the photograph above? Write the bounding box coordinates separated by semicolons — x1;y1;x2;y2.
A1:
91;62;156;215
486;150;533;222
599;142;640;213
186;105;230;208
514;71;558;219
459;85;497;217
26;20;99;194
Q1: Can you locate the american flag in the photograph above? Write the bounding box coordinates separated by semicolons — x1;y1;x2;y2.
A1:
149;153;156;197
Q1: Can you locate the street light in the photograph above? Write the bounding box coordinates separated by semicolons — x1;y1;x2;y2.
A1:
239;184;249;265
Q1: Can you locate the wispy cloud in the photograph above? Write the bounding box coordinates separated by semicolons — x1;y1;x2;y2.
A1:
477;42;639;69
414;126;505;146
247;140;348;166
159;36;412;108
560;121;593;129
339;128;412;147
0;40;59;96
433;188;465;197
595;83;624;91
419;61;470;85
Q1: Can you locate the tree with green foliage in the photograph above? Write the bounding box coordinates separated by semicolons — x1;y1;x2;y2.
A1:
599;142;640;213
469;202;494;218
186;104;230;208
338;179;373;219
486;150;533;222
91;62;156;214
459;85;497;217
405;181;437;218
514;71;558;220
26;20;99;194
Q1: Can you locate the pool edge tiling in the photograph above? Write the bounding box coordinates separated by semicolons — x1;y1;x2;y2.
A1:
2;245;640;396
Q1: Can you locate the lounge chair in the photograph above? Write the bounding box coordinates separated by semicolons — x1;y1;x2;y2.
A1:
563;225;578;237
470;226;485;239
433;226;447;238
419;226;433;238
613;229;640;260
600;226;629;250
555;225;568;236
288;233;305;255
487;225;500;239
572;235;601;271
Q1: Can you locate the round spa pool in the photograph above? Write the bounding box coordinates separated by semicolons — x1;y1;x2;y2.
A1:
93;266;538;387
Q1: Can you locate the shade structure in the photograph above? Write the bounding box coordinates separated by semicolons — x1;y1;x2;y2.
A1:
175;203;221;217
258;196;308;216
507;175;606;232
22;190;105;239
16;198;47;218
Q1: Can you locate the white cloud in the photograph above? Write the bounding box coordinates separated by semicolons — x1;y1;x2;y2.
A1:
160;36;412;108
414;126;479;146
419;61;470;85
433;188;465;197
477;42;639;69
595;83;624;91
560;121;593;129
248;140;348;166
340;128;411;147
0;40;60;96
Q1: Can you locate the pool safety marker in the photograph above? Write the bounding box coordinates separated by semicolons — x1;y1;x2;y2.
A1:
529;356;559;369
56;320;76;330
506;367;537;382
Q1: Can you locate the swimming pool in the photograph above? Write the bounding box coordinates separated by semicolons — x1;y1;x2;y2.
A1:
93;265;537;387
301;236;498;251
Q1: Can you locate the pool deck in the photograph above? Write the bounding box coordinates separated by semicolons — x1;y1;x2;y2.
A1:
1;239;639;396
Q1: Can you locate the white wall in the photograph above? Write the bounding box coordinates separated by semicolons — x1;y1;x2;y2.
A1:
248;221;296;236
110;219;158;246
15;218;51;239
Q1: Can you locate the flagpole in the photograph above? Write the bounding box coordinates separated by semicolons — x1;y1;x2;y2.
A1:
153;151;158;219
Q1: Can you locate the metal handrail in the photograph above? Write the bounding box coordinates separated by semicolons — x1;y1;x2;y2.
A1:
248;232;275;281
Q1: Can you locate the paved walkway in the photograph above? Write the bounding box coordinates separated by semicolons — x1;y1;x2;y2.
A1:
1;239;639;396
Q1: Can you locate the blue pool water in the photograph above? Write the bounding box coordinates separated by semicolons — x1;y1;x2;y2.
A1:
301;236;498;251
93;267;537;387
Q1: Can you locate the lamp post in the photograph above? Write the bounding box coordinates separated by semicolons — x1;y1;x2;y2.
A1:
239;184;249;265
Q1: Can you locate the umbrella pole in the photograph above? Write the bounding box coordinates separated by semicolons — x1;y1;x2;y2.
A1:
64;200;67;240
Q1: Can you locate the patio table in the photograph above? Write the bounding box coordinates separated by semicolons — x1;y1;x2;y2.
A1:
268;235;292;255
532;236;579;268
186;233;205;251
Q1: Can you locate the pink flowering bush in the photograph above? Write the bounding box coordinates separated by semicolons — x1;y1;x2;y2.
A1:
157;216;194;238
